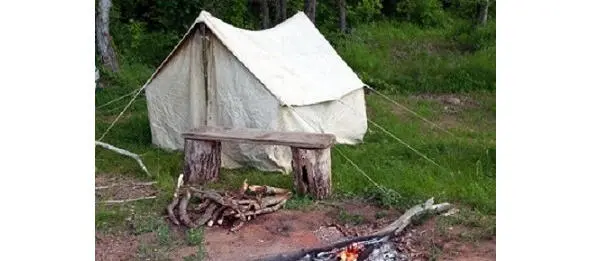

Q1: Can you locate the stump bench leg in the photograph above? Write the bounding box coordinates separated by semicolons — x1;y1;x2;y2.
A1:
183;139;221;185
291;147;332;199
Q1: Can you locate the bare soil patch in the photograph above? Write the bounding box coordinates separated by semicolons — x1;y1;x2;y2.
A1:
95;232;141;261
400;218;496;261
95;200;495;261
95;174;158;201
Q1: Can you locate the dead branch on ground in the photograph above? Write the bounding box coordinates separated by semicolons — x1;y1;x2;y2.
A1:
95;141;151;176
95;181;156;190
371;197;452;236
100;196;157;204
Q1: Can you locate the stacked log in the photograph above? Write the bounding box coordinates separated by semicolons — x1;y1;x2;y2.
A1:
167;178;292;232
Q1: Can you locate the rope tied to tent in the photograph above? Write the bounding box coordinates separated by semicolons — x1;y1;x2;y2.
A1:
335;99;453;176
333;146;398;196
98;86;146;141
96;88;142;110
364;85;456;137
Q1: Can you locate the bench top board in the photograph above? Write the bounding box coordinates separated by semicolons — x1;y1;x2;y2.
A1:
182;126;336;149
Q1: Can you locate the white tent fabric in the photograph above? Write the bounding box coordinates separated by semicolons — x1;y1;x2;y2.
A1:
145;10;368;173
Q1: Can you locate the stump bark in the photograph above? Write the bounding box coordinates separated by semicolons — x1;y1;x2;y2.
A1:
291;147;331;199
183;139;221;184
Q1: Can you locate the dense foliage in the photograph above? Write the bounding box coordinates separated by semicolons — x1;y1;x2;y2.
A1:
100;0;495;93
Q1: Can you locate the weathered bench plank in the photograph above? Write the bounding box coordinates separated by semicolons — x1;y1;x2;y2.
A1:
182;126;335;199
182;126;335;149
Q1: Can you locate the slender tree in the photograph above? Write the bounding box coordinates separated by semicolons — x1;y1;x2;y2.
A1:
279;0;287;21
96;0;119;73
338;0;347;33
261;0;271;28
478;0;490;25
304;0;317;24
273;0;281;25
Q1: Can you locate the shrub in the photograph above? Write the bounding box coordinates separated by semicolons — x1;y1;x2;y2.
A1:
396;0;446;27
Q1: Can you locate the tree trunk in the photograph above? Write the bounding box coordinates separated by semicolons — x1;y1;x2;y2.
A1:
304;0;316;24
291;147;331;199
338;0;347;33
95;0;119;73
272;0;281;25
261;0;271;29
477;0;489;25
279;0;287;21
183;139;221;185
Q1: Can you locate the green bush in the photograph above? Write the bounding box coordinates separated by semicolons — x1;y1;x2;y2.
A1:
330;19;495;93
445;0;496;21
396;0;446;27
447;19;496;52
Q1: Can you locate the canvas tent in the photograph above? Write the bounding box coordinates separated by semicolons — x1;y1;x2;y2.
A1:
144;10;368;173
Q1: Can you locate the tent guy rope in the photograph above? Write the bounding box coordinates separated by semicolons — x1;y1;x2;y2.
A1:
334;146;399;196
97;86;146;141
336;100;450;174
96;87;141;109
364;85;455;137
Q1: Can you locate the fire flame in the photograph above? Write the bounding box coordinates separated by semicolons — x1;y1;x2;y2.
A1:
338;242;364;261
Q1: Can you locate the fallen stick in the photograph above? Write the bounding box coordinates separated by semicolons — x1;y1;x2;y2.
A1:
95;141;151;176
100;196;157;204
167;173;184;225
95;181;157;190
371;197;452;236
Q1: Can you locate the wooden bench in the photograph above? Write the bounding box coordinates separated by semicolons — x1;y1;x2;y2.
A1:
181;126;336;199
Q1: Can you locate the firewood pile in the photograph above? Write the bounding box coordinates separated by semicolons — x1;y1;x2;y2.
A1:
167;176;292;232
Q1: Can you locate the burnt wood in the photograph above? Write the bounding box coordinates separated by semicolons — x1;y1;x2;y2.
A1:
254;234;390;261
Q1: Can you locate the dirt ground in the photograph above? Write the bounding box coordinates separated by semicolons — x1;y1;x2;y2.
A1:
96;200;495;261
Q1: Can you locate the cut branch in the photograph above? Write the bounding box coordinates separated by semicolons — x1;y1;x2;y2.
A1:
95;141;151;176
168;181;292;232
100;196;157;205
371;197;452;236
95;181;156;190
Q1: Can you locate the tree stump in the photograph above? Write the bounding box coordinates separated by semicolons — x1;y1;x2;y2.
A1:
291;147;331;199
183;139;221;185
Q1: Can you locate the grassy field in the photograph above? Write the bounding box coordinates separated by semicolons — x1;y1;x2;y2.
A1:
95;87;495;215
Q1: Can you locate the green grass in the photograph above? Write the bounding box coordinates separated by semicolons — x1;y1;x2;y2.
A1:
329;20;495;93
95;88;495;214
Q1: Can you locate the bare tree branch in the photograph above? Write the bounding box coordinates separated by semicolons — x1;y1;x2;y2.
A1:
95;141;151;176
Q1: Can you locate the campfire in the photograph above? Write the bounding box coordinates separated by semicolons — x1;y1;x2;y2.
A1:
259;235;407;261
167;176;292;232
257;198;453;261
339;242;364;261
